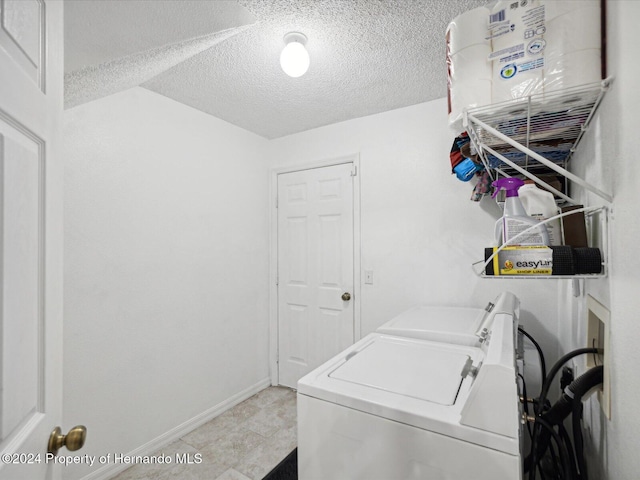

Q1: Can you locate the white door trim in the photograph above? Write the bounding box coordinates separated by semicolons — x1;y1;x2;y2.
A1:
269;154;361;387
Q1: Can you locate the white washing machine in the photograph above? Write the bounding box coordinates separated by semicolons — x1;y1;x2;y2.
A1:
376;290;542;417
297;298;522;480
373;290;540;416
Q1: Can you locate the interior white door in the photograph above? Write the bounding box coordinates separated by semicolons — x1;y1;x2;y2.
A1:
277;163;355;388
0;1;64;479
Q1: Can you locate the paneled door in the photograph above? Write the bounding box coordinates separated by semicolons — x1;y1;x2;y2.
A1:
0;1;65;479
277;163;355;388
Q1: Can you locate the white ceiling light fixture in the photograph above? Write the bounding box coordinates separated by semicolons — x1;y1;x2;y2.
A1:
280;32;310;78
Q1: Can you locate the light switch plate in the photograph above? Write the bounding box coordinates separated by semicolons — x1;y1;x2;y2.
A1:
364;270;374;285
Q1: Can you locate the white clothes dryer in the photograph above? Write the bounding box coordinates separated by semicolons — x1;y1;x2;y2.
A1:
376;291;520;346
297;310;522;480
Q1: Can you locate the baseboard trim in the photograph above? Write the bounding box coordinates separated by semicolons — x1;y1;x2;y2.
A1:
80;377;272;480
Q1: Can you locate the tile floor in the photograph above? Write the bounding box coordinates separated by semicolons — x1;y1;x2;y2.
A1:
111;386;297;480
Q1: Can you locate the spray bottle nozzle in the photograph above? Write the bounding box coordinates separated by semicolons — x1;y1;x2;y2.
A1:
491;177;525;199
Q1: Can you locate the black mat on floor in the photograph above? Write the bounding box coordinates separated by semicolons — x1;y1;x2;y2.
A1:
262;448;297;480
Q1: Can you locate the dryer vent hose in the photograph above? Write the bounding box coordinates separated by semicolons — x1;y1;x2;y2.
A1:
526;365;603;480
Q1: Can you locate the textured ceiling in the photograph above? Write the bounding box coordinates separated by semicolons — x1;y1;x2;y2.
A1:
65;0;488;139
64;0;255;108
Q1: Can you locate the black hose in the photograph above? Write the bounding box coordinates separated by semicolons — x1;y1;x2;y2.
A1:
528;405;546;480
529;366;603;480
538;348;599;414
519;326;547;384
535;416;573;480
570;365;603;480
540;365;602;448
547;439;559;479
573;400;586;480
558;422;578;480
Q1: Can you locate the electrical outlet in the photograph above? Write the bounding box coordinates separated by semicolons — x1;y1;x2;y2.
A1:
586;295;611;419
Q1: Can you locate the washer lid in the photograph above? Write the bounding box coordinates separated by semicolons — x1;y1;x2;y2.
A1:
328;336;470;406
376;306;486;345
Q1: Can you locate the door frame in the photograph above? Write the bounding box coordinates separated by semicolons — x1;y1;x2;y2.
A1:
269;153;361;386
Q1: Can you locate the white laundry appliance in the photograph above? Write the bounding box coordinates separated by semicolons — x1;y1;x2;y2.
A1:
297;295;522;480
374;290;543;459
377;291;541;405
375;291;520;346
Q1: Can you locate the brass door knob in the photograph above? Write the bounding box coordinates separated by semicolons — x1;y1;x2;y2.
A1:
341;292;351;301
48;425;87;455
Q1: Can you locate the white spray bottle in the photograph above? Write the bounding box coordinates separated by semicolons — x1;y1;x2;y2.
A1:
493;177;550;246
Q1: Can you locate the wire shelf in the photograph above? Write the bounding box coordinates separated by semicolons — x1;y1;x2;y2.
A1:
473;206;609;280
465;79;610;178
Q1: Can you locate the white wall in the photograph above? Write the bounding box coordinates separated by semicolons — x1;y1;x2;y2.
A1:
63;87;270;480
267;99;562;358
558;1;640;479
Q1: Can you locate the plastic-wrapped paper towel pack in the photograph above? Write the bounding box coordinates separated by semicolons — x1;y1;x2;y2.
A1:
447;0;603;133
446;6;492;133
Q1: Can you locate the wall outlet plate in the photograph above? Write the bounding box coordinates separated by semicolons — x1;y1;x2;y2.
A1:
586;295;611;420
